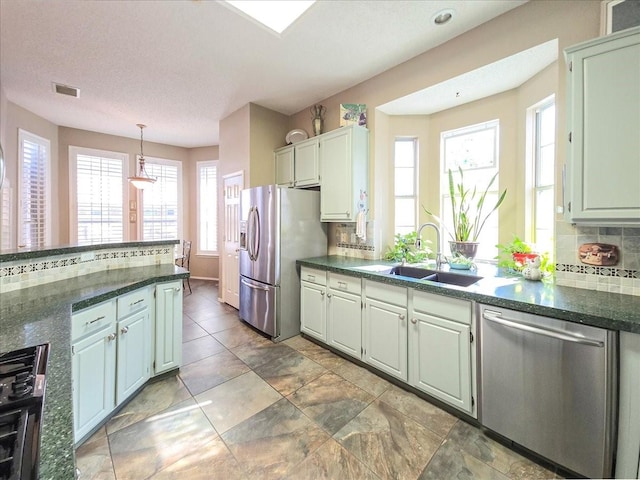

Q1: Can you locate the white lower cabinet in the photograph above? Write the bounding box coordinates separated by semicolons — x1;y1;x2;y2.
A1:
409;290;475;416
116;308;150;405
299;268;477;417
154;280;183;374
363;281;407;381
326;272;362;358
300;267;327;341
71;300;117;442
73;282;182;443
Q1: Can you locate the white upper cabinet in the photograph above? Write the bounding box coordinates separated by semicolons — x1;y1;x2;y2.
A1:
319;125;369;222
565;27;640;224
275;146;294;187
275;138;320;188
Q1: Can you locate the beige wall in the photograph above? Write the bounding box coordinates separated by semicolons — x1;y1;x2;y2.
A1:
248;103;289;187
0;84;8;152
286;0;601;254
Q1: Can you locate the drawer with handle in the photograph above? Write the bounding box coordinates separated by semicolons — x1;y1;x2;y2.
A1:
117;287;151;319
301;267;326;286
328;272;361;294
72;299;116;341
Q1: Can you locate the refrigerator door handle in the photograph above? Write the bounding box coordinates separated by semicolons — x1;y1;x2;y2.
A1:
252;206;260;261
247;207;257;261
241;278;270;291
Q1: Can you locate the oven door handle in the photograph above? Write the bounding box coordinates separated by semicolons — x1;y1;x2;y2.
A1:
482;310;604;347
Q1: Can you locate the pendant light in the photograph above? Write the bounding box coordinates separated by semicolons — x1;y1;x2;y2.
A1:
128;123;156;190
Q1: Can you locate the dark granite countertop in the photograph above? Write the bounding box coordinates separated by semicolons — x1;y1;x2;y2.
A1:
0;239;180;262
0;265;189;480
297;256;640;334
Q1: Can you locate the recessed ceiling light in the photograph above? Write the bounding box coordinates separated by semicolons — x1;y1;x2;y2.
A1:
432;8;454;26
225;1;315;34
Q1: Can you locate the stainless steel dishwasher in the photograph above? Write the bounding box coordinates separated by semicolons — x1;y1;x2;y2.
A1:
479;304;617;478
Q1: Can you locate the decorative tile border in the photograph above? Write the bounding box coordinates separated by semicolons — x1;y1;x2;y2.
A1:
0;245;175;293
555;263;639;278
555;263;640;296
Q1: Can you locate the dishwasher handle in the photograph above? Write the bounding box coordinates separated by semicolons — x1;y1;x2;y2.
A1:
482;310;605;347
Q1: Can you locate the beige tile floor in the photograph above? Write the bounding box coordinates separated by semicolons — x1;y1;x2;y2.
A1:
76;279;564;480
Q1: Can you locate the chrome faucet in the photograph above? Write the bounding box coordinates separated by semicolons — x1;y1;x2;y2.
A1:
416;222;443;270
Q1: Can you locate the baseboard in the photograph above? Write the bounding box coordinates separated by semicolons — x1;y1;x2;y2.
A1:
189;276;218;281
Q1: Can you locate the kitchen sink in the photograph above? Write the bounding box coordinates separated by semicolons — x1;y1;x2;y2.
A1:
420;271;483;287
384;265;432;279
384;265;483;287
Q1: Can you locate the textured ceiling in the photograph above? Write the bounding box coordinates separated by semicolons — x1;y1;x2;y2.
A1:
0;0;527;148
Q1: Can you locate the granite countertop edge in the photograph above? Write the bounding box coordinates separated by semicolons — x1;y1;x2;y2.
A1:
0;239;180;262
297;256;640;334
0;265;189;480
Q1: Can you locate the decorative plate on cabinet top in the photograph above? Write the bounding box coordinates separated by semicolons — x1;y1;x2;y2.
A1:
285;129;309;144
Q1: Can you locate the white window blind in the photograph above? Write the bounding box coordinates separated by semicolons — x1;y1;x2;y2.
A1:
0;180;12;251
198;161;218;254
394;138;417;235
533;99;556;255
142;158;181;241
72;147;126;245
18;129;51;248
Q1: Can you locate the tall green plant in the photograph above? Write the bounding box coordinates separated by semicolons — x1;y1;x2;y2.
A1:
423;167;507;242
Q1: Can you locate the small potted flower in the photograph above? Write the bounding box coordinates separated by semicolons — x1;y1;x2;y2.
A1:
496;235;540;272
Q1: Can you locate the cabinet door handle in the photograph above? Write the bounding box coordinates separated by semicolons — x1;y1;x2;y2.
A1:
86;315;105;326
107;333;116;341
130;298;144;306
174;287;181;292
399;314;405;320
410;318;417;324
120;326;129;335
320;291;325;297
327;293;332;298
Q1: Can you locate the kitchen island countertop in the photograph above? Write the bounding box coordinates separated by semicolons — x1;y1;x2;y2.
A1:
297;256;640;334
0;264;188;480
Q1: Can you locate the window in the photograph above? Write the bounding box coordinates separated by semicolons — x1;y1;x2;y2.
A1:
70;146;127;245
18;129;51;248
198;161;218;254
141;157;182;241
440;120;500;260
530;98;556;255
393;138;418;235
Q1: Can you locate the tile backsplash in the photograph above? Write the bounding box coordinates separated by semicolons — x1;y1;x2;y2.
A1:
0;245;175;293
555;222;640;296
328;221;379;259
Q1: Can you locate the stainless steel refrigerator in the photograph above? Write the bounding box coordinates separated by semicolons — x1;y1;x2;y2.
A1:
239;185;327;341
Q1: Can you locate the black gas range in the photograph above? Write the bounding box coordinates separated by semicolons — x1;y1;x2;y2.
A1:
0;344;49;480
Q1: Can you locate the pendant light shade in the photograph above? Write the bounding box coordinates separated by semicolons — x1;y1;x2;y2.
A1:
128;123;156;190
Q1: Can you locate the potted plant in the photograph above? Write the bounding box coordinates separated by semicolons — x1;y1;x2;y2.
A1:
423;167;507;259
496;235;555;277
384;231;432;263
496;235;538;272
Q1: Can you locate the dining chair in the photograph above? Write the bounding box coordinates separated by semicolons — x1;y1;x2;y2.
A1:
177;240;192;294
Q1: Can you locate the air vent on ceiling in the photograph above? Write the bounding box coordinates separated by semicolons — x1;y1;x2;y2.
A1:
53;83;80;98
